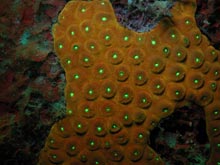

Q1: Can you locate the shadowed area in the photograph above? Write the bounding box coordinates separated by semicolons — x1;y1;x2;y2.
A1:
150;103;210;164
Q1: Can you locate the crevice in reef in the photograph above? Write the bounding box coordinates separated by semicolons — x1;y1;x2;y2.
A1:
149;103;210;165
110;0;175;32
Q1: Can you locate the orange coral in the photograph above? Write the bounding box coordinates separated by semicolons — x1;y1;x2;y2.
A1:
39;0;220;164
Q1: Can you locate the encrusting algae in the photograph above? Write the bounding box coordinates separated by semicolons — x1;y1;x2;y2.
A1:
38;0;220;164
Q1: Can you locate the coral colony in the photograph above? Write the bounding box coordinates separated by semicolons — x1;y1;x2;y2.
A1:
0;0;219;164
39;0;220;164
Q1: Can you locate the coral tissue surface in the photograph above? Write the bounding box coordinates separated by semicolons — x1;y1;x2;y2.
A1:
39;0;220;164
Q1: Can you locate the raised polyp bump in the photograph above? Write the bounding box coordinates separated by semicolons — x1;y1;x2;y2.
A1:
80;20;93;35
166;63;185;82
209;63;220;80
112;129;129;145
89;151;106;165
101;80;117;99
99;28;115;46
118;86;134;104
107;48;123;65
188;49;204;68
67;24;80;40
75;2;93;20
93;119;107;137
197;89;213;106
205;103;220;120
132;128;148;145
115;65;130;82
120;109;133;126
84;39;100;54
54;118;73;138
79;52;94;67
208;81;217;92
78;101;96;118
93;12;113;26
66;68;86;84
108;119;122;134
54;38;67;54
99;101;115;117
107;147;124;162
133;69;148;86
48;150;65;164
126;145;144;162
162;46;171;58
176;16;194;31
128;47;145;65
72;118;88;135
172;46;187;62
83;82;99;101
47;134;63;149
93;63;109;79
181;36;190;47
86;137;100;151
78;150;88;163
118;29;133;47
166;27;181;43
205;46;218;62
65;138;80;156
65;84;79;102
134;111;146;124
166;83;186;101
188;28;202;45
149;78;165;95
150;56;166;74
71;42;81;53
186;71;204;89
136;91;152;109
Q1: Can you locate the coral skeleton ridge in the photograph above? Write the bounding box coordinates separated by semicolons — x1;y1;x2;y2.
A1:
39;0;220;164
